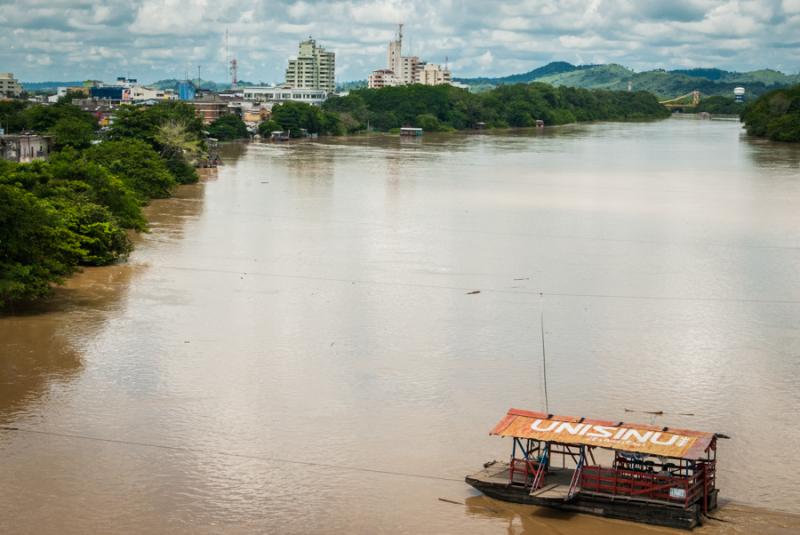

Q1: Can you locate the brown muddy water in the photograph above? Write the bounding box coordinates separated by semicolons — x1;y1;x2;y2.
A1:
1;119;799;534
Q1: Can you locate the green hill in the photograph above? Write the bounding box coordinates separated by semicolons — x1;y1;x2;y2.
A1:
457;62;800;100
454;61;587;85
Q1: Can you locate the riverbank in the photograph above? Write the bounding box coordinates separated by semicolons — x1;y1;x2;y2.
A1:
741;84;800;142
0;101;206;310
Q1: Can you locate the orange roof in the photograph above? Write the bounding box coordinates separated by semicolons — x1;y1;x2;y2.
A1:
490;408;717;460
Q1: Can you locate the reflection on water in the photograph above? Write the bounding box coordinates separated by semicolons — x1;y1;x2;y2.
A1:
0;317;82;421
1;119;799;534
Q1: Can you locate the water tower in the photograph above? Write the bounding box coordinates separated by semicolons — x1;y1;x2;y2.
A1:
734;87;745;103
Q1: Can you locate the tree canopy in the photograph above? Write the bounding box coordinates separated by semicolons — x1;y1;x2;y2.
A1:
322;83;670;132
109;102;205;184
268;101;344;137
50;116;96;150
0;101;209;309
741;85;800;142
207;114;249;141
84;139;177;200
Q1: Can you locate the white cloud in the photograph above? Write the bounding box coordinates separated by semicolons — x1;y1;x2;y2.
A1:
0;0;797;83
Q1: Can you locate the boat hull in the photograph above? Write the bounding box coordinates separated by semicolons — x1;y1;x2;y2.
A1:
465;475;707;530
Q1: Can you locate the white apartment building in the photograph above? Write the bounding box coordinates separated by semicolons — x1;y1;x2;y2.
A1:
242;85;327;106
285;38;335;94
419;63;452;86
368;25;452;89
367;69;399;89
0;72;22;98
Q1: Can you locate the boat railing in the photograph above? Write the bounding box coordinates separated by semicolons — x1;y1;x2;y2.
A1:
529;443;549;491
508;457;541;486
566;447;586;500
580;463;710;508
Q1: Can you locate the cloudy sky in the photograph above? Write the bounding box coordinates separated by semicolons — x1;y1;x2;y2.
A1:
1;0;799;83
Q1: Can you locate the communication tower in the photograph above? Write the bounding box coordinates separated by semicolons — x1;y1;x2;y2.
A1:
230;58;238;89
225;28;238;89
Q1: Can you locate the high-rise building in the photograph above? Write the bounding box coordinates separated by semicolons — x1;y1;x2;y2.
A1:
368;25;450;89
285;38;335;94
0;72;22;99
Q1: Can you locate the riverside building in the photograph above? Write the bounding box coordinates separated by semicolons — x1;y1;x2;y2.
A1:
285;37;335;94
241;85;327;106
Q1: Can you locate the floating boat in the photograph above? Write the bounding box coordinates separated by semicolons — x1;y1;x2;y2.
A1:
466;408;727;530
399;127;423;137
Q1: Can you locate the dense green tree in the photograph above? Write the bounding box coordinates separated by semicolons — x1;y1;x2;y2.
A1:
0;152;137;290
741;85;800;142
50;116;95;150
271;102;314;137
84;139;176;200
6;151;145;231
694;96;745;115
415;113;447;132
0;101;29;133
109;102;204;184
207;114;249;141
0;184;80;307
53;200;132;265
329;83;670;133
257;120;281;137
109;102;203;146
270;102;343;137
21;102;97;133
322;94;369;132
154;120;203;184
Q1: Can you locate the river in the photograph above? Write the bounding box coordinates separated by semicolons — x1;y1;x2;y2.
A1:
1;118;799;534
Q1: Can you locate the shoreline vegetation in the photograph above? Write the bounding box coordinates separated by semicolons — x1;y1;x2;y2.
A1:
0;101;205;309
258;83;672;138
741;84;800;142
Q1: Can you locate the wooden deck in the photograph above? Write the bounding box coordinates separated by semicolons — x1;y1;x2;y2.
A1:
467;461;576;501
529;468;574;499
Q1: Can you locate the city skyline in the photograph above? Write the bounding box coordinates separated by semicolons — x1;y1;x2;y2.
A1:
2;0;799;83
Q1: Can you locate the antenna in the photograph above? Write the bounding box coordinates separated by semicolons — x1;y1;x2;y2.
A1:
225;28;238;89
230;58;238;89
540;310;550;414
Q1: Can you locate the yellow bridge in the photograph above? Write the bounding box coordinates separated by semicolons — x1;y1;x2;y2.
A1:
659;90;701;109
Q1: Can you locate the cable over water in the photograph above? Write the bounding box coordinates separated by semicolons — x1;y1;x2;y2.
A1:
0;426;463;484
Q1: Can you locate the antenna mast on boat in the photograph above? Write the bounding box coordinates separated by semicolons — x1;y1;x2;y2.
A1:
540;310;550;414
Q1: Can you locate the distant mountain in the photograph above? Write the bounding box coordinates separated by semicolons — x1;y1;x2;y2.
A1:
454;61;589;86
149;78;241;91
457;62;800;99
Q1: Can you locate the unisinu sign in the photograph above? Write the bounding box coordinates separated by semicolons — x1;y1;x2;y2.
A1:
491;410;713;459
529;419;691;449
